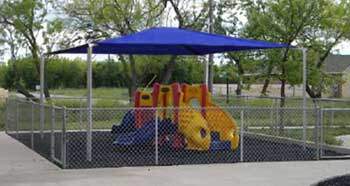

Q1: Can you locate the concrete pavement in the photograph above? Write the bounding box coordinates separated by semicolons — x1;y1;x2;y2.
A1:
1;132;350;186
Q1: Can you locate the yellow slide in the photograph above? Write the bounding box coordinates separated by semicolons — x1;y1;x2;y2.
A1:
178;107;211;150
205;103;239;150
178;104;239;151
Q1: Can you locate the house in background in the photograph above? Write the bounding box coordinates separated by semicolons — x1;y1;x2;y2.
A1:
324;55;350;98
214;54;350;98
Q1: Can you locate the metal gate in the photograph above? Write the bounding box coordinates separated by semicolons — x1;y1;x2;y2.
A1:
320;108;350;159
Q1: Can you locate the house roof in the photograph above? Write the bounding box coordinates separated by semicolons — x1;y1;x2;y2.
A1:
324;55;350;73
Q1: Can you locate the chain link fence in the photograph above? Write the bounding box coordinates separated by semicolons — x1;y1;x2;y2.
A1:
5;97;350;169
213;95;350;109
6;98;66;167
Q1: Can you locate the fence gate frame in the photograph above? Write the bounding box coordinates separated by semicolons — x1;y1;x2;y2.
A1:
319;108;350;159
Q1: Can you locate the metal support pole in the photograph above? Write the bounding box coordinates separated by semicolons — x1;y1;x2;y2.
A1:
86;44;93;161
240;110;244;162
40;55;45;139
155;109;159;165
61;107;67;168
50;106;56;160
302;48;307;149
204;60;209;86
40;55;45;106
31;103;34;149
226;77;229;104
207;0;214;92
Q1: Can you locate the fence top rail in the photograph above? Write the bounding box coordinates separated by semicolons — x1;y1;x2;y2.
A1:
214;94;350;102
65;106;318;111
322;108;350;111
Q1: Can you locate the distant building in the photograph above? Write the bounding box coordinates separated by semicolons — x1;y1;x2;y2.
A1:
323;55;350;97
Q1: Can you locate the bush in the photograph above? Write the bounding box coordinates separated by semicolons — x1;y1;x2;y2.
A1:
0;56;217;91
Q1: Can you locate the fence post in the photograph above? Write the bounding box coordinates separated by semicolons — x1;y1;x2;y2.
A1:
31;103;34;149
155;108;159;165
276;105;280;135
5;98;8;133
240;109;244;162
79;98;83;130
270;100;274;131
50;105;56;160
16;100;19;139
40;104;44;139
320;109;324;158
315;107;320;160
330;110;334;127
61;107;67;168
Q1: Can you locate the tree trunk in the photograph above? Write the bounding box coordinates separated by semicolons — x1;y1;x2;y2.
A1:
10;59;37;100
280;79;286;107
235;58;244;96
16;85;38;102
261;60;274;96
306;85;322;98
43;58;50;99
161;55;177;84
235;79;242;96
119;55;132;103
261;79;270;96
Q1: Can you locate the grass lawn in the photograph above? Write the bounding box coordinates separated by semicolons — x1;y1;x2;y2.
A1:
50;87;129;99
250;127;350;146
43;88;131;108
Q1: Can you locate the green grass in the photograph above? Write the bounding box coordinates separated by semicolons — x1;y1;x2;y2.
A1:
50;87;129;99
43;88;131;108
250;127;349;146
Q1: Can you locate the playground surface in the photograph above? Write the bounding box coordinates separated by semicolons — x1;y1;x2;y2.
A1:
1;132;350;186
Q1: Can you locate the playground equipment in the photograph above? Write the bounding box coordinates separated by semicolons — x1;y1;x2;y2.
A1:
111;83;239;151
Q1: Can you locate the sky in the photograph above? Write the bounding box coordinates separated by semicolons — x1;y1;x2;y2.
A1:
1;1;350;63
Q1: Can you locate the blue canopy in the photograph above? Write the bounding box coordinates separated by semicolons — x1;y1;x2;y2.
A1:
49;27;290;55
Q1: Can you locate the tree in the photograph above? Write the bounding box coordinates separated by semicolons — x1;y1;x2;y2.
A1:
302;0;350;97
159;0;210;84
241;0;350;101
62;0;166;101
0;0;66;99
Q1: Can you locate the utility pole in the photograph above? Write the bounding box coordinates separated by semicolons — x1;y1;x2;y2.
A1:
208;0;214;92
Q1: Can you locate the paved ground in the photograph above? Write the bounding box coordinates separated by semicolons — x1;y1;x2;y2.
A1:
1;132;350;186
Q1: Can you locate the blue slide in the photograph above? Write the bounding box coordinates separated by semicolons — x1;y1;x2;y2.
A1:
112;110;176;146
113;120;156;145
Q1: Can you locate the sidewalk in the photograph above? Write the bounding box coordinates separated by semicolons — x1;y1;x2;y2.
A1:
1;132;350;186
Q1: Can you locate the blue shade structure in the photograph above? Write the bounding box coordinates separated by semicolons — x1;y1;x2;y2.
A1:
49;27;290;55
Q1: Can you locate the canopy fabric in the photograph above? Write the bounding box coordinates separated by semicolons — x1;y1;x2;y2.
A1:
49;27;290;55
